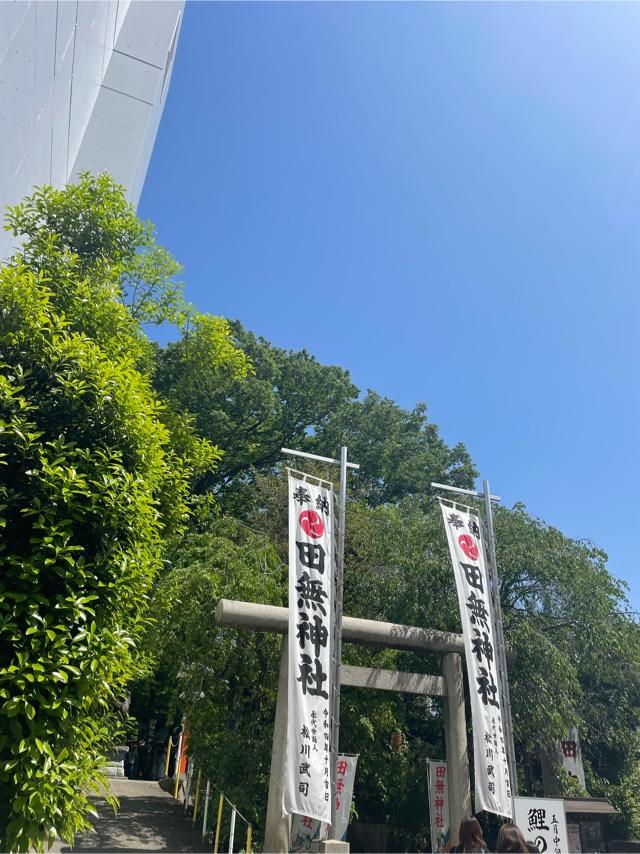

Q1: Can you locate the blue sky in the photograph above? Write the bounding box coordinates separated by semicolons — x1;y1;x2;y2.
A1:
140;1;640;608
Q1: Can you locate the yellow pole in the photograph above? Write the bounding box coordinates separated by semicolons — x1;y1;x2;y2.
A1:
245;824;252;853
213;792;224;853
164;736;172;777
192;770;202;825
173;763;181;800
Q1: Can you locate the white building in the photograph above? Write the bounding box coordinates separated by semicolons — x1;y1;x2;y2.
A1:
0;0;184;257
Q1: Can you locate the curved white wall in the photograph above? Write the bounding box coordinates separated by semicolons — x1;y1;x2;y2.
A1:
0;0;184;257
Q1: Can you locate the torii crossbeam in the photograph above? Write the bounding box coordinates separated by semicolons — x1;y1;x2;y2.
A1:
215;599;472;853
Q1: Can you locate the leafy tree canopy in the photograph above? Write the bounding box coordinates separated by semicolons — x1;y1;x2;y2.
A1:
0;174;248;851
154;323;477;512
311;392;477;505
143;471;640;847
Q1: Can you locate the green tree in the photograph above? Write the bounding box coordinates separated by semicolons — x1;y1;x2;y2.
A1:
153;324;477;515
245;476;640;844
139;516;286;830
311;391;478;505
153;321;357;507
495;504;640;820
0;175;248;851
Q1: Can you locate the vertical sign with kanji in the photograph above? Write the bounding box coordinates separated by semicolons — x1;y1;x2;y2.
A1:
560;727;586;791
440;501;513;818
514;797;569;854
289;754;358;852
427;760;450;853
334;754;358;840
285;474;334;824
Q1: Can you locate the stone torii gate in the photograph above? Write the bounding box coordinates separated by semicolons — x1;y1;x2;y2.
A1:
215;598;472;852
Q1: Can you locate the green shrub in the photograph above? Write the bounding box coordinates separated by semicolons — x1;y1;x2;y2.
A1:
0;175;235;851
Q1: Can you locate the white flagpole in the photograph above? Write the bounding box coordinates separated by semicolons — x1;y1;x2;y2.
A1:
228;806;236;853
482;480;518;796
330;446;348;832
202;779;211;840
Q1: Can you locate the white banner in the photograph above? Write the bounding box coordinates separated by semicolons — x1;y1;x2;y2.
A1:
560;727;586;791
334;754;358;840
427;760;450;853
440;501;512;818
514;796;569;854
285;474;334;824
289;754;358;852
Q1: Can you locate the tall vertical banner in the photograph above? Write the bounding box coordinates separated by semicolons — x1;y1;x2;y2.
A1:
440;502;512;818
427;760;450;853
285;474;334;824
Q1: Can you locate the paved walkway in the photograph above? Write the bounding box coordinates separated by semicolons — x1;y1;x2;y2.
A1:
51;779;209;853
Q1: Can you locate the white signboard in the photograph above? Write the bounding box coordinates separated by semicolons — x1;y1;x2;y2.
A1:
514;796;569;854
561;727;586;790
440;501;512;818
427;760;450;853
285;474;334;824
289;754;358;852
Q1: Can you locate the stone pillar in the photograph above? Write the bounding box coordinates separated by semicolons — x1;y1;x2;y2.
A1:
443;652;471;841
106;744;128;777
264;637;291;853
539;744;561;797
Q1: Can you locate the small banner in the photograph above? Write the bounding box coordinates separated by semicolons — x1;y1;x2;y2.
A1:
427;760;450;853
289;814;323;853
513;796;569;854
334;754;358;840
285;473;334;824
440;501;512;818
289;754;358;852
560;727;586;790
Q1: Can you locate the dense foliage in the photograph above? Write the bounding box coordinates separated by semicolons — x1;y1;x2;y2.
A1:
3;174;639;852
143;475;640;848
0;176;247;851
140;308;640;845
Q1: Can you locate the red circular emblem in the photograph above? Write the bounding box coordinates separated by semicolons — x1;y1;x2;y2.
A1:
458;534;479;561
299;510;325;539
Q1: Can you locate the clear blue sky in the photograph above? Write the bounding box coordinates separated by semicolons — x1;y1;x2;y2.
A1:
139;1;640;608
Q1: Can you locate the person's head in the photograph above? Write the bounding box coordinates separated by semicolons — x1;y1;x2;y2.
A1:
457;817;486;852
495;824;528;853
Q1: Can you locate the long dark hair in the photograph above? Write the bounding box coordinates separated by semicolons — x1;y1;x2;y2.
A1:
495;823;528;853
457;817;487;852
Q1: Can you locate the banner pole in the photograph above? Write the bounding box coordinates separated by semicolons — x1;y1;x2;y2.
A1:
164;736;172;777
330;445;348;834
482;479;518;797
173;719;184;800
192;770;202;824
228;806;237;853
202;780;211;840
184;763;193;813
213;792;224;853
